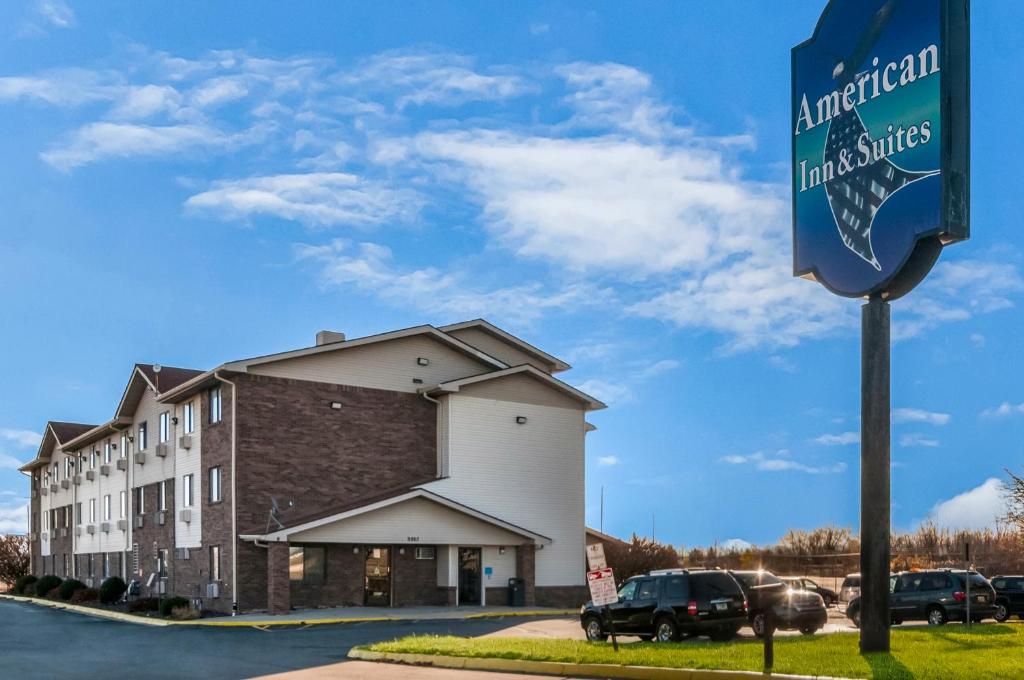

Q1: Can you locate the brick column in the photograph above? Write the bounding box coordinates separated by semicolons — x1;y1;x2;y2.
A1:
515;543;536;606
267;541;291;615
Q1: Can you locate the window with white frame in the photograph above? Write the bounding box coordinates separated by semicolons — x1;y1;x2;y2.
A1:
183;474;194;507
103;554;111;579
208;467;221;503
209;545;221;581
183;401;194;433
53;462;58;481
159;412;170;443
120;491;127;518
103;494;111;521
90;450;98;469
89;499;96;523
104;440;111;464
209;387;222;424
120;433;127;458
75;502;82;525
158;481;166;512
135;486;145;514
137;422;147;450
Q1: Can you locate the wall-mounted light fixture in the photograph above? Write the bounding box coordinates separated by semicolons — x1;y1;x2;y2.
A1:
353;546;360;554
499;546;506;555
128;436;134;443
111;443;117;450
399;547;405;555
412;378;423;384
417;357;430;366
515;416;528;425
330;402;343;410
171;417;179;425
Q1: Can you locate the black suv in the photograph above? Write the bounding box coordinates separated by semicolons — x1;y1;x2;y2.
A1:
780;576;839;607
991;575;1024;622
846;570;996;627
580;569;747;642
728;570;828;637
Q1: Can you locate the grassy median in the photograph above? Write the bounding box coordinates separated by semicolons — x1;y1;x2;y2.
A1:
365;624;1024;679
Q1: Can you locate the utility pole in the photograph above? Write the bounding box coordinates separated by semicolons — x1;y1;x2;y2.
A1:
600;486;604;533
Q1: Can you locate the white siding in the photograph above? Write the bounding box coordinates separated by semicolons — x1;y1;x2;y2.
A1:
422;395;586;587
132;389;176;487
249;335;493;392
73;435;130;555
436;545;455;587
291;497;526;545
174;397;202;548
482;545;517;600
457;373;581;409
445;327;552;373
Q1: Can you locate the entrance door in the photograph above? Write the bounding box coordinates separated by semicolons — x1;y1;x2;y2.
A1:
364;547;391;606
458;547;482;606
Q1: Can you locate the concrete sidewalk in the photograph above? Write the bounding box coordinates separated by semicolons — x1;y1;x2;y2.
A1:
218;605;576;627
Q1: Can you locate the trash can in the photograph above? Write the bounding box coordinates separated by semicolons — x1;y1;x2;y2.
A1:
508;577;525;606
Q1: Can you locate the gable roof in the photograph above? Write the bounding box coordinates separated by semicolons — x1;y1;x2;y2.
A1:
115;364;203;418
439;319;571;373
424;364;606;411
18;421;97;472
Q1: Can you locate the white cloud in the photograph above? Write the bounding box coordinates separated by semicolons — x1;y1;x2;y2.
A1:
35;0;75;28
190;76;250;108
109;84;183;119
899;433;940;448
0;453;26;470
924;478;1006;531
813;431;859;446
1;429;42;448
893;408;950;426
529;22;550;36
637;359;680;379
296;239;605;326
719;450;846;475
573;379;632;406
0;502;28;534
970;333;986;348
187;173;420;228
597;455;619;467
720;538;753;551
0;69;120;106
981;402;1024;418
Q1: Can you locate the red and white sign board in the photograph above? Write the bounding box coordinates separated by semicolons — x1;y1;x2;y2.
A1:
587;567;618;607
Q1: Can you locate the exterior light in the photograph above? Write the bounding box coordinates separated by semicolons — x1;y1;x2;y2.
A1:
171;417;179;425
353;547;360;554
499;546;506;555
516;416;527;425
399;547;405;555
417;357;430;366
412;378;423;384
330;402;343;410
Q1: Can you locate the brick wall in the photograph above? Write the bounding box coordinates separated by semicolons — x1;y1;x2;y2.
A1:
516;544;536;606
536;586;590;608
290;543;364;608
393;546;447;606
47;505;73;578
197;384;234;611
267;541;290;614
130;481;175;597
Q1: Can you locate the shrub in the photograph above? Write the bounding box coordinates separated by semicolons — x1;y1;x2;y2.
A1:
170;606;201;620
70;588;99;604
12;574;37;595
45;587;61;600
159;596;191;617
34;575;62;599
99;576;127;604
127;597;159;613
58;579;86;601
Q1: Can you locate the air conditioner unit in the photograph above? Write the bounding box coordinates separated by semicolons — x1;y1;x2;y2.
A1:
61;479;70;489
50;483;58;493
101;522;111;533
206;582;220;598
134;452;146;465
156;511;166;526
41;531;48;541
59;528;68;538
40;487;48;496
117;519;128;531
179;509;192;523
86;578;95;588
32;488;38;499
100;465;111;476
155;443;169;458
87;525;96;535
74;526;83;537
175;548;190;560
178;435;192;450
134;516;145;529
116;459;128;471
155;580;167;595
72;475;82;486
86;470;96;481
414;547;437;560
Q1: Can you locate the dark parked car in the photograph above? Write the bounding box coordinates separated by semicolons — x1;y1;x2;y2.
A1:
781;576;838;606
580;569;747;642
728;570;827;637
990;575;1024;622
846;570;996;627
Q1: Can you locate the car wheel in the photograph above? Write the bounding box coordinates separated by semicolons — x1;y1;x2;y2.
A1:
799;626;818;635
927;606;947;626
583;616;607;642
709;626;738;642
994;603;1009;623
751;612;768;638
654;616;679;643
849;606;861;629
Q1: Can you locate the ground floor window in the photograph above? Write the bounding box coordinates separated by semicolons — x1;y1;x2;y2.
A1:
157;548;168;578
103;553;111;579
289;546;325;584
209;545;221;581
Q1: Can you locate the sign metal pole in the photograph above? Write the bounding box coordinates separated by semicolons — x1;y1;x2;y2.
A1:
860;295;891;653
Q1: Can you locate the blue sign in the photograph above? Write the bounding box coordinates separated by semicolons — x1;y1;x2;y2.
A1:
792;0;969;299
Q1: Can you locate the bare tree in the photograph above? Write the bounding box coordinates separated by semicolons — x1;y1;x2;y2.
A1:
0;535;29;588
1004;468;1024;532
604;534;681;579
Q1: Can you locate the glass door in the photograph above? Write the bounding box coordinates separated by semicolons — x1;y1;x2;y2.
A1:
364;547;391;606
458;547;482;606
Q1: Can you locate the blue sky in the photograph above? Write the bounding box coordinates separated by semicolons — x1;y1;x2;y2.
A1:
1;0;1022;548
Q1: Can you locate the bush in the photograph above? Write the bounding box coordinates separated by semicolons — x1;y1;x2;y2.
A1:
58;579;86;601
70;588;99;603
159;596;191;617
33;575;62;599
99;576;127;604
127;597;159;613
12;575;37;595
45;587;61;600
170;606;201;620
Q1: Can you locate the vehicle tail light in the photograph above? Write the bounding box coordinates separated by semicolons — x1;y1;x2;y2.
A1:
687;600;698;615
743;599;749;614
953;591;965;602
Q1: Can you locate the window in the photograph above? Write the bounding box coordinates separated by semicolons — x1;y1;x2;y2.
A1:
157;549;168;578
103;554;111;579
666;576;688;600
120;491;127;518
104;441;112;464
920;574;951;591
135;486;145;514
120;434;127;458
208;467;222;503
209;387;222;424
87;554;94;578
137;422;147;450
103;494;111;521
53;462;59;481
617;580;639;601
75;503;82;525
90;450;98;469
183;401;194;434
158;481;167;512
89;499;96;523
159;412;170;443
209;546;221;581
288;546;326;583
636;579;658;600
183;474;194;507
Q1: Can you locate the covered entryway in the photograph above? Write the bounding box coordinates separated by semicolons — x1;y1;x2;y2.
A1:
458;547;482;605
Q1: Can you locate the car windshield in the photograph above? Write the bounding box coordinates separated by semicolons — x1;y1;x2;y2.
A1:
617;580;638;600
842;576;860;588
957;573;990;588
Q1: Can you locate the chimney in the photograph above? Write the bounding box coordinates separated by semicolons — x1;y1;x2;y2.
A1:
316;330;346;346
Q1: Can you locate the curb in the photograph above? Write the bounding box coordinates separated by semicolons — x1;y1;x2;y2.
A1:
0;595;574;628
347;648;854;680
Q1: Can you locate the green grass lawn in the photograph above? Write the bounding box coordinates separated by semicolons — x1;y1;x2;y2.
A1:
365;624;1024;679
